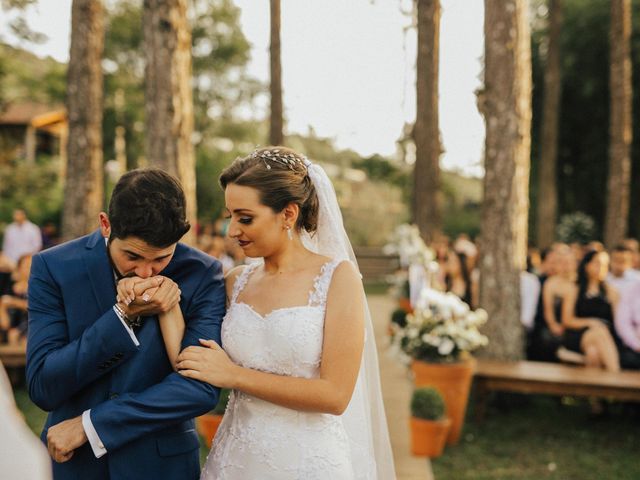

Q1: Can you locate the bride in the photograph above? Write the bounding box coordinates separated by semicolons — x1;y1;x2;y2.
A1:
119;147;395;479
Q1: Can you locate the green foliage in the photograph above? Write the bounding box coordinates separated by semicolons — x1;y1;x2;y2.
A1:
0;43;65;107
212;388;231;415
0;158;63;235
530;0;640;241
101;0;262;217
411;387;446;421
391;308;408;328
556;211;595;245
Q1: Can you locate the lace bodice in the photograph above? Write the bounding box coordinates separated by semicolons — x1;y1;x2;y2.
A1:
201;258;363;480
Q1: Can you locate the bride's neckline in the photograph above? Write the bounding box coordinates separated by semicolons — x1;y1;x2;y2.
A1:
234;301;320;320
232;259;337;318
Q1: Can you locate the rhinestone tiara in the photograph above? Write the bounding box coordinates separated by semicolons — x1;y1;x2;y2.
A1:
251;148;310;171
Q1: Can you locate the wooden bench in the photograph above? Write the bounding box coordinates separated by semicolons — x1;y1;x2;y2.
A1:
354;247;400;283
0;344;27;368
473;359;640;420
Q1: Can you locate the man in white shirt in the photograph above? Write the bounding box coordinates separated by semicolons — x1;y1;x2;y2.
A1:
2;209;42;263
606;245;640;295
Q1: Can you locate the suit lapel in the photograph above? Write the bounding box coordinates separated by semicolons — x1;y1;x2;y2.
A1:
82;230;117;314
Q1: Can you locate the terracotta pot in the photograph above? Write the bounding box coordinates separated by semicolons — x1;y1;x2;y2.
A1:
411;358;476;445
398;298;413;314
196;414;223;448
409;416;451;458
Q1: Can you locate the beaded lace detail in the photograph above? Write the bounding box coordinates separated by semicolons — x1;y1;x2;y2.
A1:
200;258;363;480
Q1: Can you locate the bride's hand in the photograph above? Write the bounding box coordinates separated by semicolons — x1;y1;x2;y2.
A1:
176;339;238;388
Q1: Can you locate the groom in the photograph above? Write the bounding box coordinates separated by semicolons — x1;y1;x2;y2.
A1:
26;168;225;479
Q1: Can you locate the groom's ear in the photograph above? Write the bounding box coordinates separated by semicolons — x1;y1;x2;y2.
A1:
99;212;111;238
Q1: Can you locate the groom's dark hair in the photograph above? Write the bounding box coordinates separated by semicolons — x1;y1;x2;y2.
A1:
108;168;191;247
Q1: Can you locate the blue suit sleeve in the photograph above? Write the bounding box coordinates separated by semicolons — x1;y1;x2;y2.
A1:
88;261;225;451
26;254;139;411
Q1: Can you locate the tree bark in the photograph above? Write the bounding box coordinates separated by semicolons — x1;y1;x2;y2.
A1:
269;0;284;146
536;0;562;249
62;0;104;241
604;0;632;248
479;0;532;361
143;0;196;245
413;0;441;243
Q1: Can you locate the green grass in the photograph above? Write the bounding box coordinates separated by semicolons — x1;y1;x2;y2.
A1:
432;393;640;480
14;386;48;436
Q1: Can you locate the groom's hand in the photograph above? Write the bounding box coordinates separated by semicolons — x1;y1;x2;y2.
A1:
47;415;87;463
118;276;181;317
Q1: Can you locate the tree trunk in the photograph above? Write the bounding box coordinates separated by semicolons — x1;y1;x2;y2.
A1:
143;0;196;245
413;0;441;243
604;0;632;248
536;0;562;249
269;0;283;146
62;0;104;241
479;0;532;361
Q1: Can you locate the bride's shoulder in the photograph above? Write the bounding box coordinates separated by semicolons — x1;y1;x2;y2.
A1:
327;259;361;291
224;265;249;295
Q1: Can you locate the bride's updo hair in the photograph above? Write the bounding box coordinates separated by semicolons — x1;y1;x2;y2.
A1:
219;146;319;233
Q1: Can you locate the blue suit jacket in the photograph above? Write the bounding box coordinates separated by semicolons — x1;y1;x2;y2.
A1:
26;230;225;480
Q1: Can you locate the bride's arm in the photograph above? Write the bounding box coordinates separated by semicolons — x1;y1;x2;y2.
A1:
177;261;365;415
159;305;185;370
160;266;244;370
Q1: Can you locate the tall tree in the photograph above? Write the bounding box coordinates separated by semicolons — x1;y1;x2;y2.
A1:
413;0;441;243
269;0;283;146
143;0;196;245
604;0;632;248
62;0;104;240
479;0;532;360
536;0;562;248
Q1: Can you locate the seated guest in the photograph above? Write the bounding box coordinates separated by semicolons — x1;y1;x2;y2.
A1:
444;250;478;308
607;245;640;294
623;238;640;271
0;254;31;345
528;246;570;362
520;270;540;332
0;250;14;296
561;250;620;371
205;234;235;273
614;278;640;369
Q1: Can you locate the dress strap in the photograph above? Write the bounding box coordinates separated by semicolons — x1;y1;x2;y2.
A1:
308;259;344;309
230;262;260;304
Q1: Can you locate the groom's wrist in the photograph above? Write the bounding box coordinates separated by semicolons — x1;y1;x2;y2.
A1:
113;302;142;329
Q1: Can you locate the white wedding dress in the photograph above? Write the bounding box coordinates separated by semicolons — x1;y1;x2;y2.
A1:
201;258;372;479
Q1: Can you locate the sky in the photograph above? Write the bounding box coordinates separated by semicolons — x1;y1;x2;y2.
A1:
1;0;485;177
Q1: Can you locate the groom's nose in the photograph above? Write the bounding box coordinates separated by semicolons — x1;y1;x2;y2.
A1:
134;263;154;279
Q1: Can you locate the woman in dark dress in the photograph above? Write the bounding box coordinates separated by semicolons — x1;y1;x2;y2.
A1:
561;250;620;371
444;250;476;308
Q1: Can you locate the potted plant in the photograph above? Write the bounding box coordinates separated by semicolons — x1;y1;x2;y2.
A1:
196;388;230;448
410;387;451;458
391;288;488;445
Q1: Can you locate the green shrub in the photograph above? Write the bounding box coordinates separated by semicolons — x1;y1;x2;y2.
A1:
212;388;231;415
391;308;408;328
411;387;446;421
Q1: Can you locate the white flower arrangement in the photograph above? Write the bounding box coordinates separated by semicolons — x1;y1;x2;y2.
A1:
383;224;435;268
391;288;489;363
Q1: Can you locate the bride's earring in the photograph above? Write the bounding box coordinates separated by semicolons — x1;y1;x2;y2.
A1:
286;225;293;240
